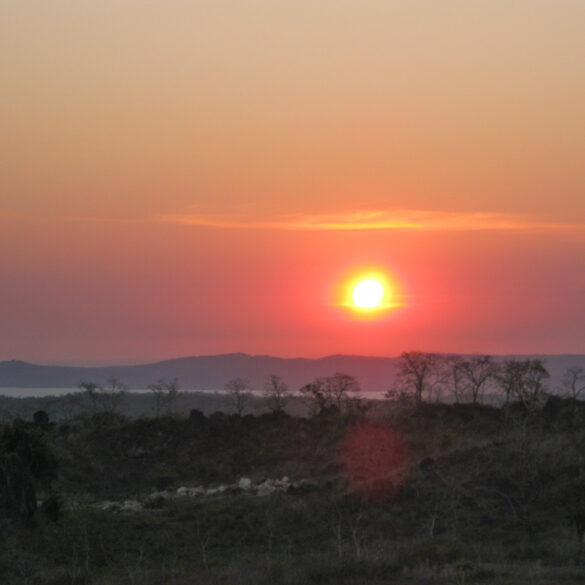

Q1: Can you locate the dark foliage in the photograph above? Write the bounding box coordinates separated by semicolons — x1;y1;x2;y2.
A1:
0;396;584;583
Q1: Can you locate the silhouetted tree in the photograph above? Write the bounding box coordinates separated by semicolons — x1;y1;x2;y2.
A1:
224;377;250;416
387;351;446;404
561;367;585;401
299;382;326;414
79;377;126;414
0;420;58;520
263;375;290;413
148;378;179;417
457;355;497;404
33;410;50;429
496;359;549;410
300;373;360;414
324;373;361;410
446;356;467;404
0;452;36;520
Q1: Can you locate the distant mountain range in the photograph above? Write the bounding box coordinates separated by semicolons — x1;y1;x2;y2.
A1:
1;353;584;393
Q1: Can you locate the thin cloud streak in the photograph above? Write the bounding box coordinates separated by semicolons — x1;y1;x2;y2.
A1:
0;213;141;225
157;209;585;233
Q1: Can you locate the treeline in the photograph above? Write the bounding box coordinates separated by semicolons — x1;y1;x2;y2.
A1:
2;352;584;423
386;351;585;407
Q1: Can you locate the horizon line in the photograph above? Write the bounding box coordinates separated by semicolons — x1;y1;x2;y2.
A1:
4;350;585;368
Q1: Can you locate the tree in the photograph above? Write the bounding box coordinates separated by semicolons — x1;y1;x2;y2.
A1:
495;359;549;410
300;373;360;414
33;410;50;429
561;367;585;401
0;419;58;520
519;360;550;408
299;382;326;415
495;360;523;404
322;373;361;410
148;378;179;417
224;377;250;416
262;375;290;413
387;351;445;405
0;452;36;520
455;355;497;404
79;377;126;414
446;356;467;404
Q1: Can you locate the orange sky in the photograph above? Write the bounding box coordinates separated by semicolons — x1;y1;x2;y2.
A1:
2;1;585;361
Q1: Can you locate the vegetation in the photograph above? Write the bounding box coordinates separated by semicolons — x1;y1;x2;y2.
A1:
224;377;251;416
262;375;290;414
1;356;585;583
147;378;179;417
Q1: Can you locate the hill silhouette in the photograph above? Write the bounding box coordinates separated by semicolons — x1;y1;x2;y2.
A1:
1;352;585;393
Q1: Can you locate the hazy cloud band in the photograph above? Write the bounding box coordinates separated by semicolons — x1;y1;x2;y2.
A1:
157;209;585;233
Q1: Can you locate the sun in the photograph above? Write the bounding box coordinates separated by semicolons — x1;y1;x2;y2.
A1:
352;278;385;309
336;269;402;315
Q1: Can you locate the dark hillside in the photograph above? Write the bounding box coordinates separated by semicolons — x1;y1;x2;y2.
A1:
2;397;585;584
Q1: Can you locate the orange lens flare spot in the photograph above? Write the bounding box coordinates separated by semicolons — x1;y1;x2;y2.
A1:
341;422;409;500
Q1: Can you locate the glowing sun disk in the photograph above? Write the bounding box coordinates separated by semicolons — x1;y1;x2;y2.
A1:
352;278;384;309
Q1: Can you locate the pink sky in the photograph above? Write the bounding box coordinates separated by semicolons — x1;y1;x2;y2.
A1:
2;1;585;362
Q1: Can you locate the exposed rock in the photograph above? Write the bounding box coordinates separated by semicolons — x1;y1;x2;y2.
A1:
238;477;253;490
121;499;143;512
143;493;166;509
274;477;290;490
257;480;276;497
94;476;314;513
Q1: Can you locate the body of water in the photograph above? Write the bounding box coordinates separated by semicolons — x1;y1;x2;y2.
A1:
0;387;385;400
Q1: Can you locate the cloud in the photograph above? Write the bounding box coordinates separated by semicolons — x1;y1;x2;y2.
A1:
4;209;582;235
156;209;585;233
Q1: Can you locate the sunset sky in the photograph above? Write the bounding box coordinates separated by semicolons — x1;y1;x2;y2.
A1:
2;1;585;362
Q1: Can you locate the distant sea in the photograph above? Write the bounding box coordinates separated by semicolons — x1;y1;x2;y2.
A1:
0;387;81;398
0;387;386;399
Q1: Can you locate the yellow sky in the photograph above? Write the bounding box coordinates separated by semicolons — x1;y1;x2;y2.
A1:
3;0;585;222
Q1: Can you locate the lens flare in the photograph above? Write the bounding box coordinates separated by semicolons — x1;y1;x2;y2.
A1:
341;422;409;500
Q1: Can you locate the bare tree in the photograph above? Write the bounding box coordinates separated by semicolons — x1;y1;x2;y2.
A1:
520;360;550;408
263;374;290;413
457;355;497;404
148;378;179;417
494;360;522;404
495;359;549;409
323;373;361;409
79;377;126;414
387;351;446;404
224;377;250;416
300;372;360;414
561;367;585;401
446;356;467;404
299;382;326;415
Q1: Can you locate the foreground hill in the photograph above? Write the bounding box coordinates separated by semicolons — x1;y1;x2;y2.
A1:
2;399;585;584
1;352;585;393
